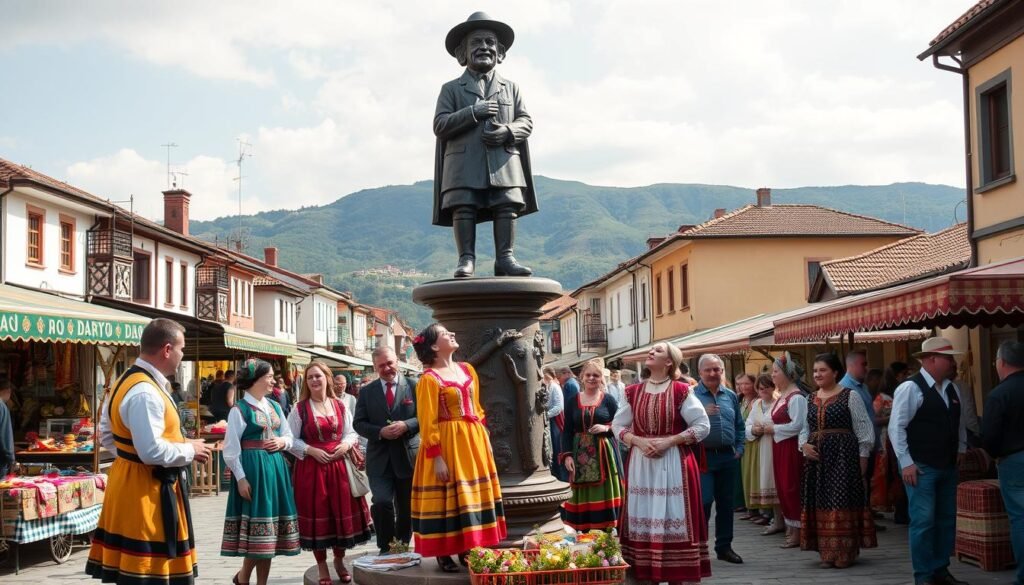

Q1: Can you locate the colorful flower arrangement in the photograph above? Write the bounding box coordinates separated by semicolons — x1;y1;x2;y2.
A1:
469;529;625;576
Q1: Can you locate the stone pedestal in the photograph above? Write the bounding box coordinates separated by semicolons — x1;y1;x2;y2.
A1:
413;277;570;542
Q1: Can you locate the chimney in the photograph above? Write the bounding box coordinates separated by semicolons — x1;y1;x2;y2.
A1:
646;236;666;250
162;189;191;235
714;208;726;219
264;247;278;267
756;187;772;207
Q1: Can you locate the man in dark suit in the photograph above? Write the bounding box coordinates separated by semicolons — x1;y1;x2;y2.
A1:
433;12;538;278
354;346;420;555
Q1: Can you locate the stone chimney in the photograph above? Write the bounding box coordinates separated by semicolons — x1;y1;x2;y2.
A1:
162;189;191;235
714;208;727;219
757;187;772;207
264;247;278;267
647;236;666;249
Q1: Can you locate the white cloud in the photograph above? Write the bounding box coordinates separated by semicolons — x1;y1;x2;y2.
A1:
10;0;974;214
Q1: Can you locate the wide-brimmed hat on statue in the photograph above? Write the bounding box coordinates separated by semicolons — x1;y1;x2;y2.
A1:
912;337;964;358
445;12;515;57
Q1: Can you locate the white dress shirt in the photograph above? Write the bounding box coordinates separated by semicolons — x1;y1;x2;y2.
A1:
888;369;968;470
770;389;807;443
798;389;876;458
606;381;627;409
98;358;194;467
546;382;564;419
222;393;294;481
286;399;358;459
612;384;711;444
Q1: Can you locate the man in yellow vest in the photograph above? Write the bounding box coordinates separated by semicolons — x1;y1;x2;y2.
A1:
86;318;212;584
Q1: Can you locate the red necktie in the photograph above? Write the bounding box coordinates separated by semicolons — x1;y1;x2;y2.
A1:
386;382;395;410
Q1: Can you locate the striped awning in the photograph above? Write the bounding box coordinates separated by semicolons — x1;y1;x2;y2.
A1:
222;326;297;357
774;257;1024;344
0;284;149;346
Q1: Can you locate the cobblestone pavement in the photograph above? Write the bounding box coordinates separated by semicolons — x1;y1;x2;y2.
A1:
0;493;1015;584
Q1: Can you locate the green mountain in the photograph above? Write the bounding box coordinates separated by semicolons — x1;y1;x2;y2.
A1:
189;176;966;328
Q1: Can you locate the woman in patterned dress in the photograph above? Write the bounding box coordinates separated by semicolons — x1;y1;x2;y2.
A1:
561;358;624;532
734;373;757;519
745;374;782;532
221;359;301;585
612;342;711;585
410;323;506;573
766;352;808;548
799;353;877;568
287;361;371;585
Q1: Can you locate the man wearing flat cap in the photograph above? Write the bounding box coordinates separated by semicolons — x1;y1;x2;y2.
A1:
433;12;537;278
888;337;969;585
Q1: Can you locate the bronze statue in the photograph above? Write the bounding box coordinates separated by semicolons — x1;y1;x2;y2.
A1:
433;12;538;278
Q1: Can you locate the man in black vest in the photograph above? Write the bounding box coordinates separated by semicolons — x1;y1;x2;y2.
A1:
888;337;968;585
353;346;420;555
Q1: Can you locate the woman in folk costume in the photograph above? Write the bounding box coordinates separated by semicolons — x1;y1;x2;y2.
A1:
87;319;211;585
287;361;371;585
766;352;808;548
612;342;712;585
410;323;506;572
734;373;757;519
799;353;877;567
560;358;624;532
744;374;782;532
221;359;300;585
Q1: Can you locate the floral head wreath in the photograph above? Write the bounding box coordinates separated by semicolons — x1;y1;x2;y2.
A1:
413;334;425;345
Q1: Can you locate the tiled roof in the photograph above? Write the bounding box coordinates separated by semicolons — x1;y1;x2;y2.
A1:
540;294;577;320
253;275;283;286
0;158;110;207
680;204;920;238
929;0;1000;47
820;223;970;295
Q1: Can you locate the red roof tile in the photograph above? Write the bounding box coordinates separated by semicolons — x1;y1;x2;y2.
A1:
680;204;920;238
540;294;577;320
928;0;1000;47
820;223;970;295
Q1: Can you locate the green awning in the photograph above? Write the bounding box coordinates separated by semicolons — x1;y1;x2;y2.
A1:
300;346;374;368
0;284;149;346
222;326;297;357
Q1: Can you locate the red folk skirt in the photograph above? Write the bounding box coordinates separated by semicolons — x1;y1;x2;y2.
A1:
773;436;803;525
292;444;372;551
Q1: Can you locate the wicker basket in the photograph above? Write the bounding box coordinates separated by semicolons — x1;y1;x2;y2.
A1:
469;549;628;585
955;479;1016;571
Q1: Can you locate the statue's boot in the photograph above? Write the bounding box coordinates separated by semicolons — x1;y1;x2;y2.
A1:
493;212;532;277
453;216;476;278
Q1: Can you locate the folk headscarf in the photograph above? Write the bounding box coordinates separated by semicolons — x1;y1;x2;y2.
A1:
774;351;803;382
236;358;272;391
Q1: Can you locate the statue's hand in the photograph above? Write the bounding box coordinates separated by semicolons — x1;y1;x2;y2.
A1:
482;124;510;146
496;328;523;347
473;100;498;120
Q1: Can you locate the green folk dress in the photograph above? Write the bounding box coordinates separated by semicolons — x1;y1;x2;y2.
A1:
221;396;301;559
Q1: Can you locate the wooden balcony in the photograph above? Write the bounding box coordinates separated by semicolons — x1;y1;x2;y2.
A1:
196;266;229;324
87;229;133;300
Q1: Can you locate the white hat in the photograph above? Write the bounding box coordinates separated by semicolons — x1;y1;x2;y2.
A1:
912;337;964;358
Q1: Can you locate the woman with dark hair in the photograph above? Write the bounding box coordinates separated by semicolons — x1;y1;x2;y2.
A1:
613;342;711;584
766;352;808;548
745;374;781;530
560;358;623;532
734;373;757;518
221;359;300;585
799;353;877;568
409;323;505;572
287;361;371;585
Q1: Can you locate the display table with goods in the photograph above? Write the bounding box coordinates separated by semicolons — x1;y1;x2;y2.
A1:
468;530;628;585
0;472;107;572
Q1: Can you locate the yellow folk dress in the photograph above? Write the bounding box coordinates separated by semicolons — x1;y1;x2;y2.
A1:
86;365;197;584
411;363;506;556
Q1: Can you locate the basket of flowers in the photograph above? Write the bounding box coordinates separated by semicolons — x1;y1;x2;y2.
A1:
468;529;628;585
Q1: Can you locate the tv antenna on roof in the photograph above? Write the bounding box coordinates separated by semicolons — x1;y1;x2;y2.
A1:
233;138;253;251
160;142;178;189
170;170;189;189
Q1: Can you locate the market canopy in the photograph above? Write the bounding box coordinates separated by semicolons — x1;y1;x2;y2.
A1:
222;326;297;357
0;284;149;346
774;257;1024;344
300;346;374;368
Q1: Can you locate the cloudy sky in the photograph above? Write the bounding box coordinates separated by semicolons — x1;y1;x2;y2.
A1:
1;0;972;221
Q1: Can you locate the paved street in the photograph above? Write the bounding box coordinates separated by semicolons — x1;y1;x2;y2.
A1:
0;492;1015;584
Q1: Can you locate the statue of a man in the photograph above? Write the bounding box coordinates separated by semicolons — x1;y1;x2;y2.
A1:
433;12;538;278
